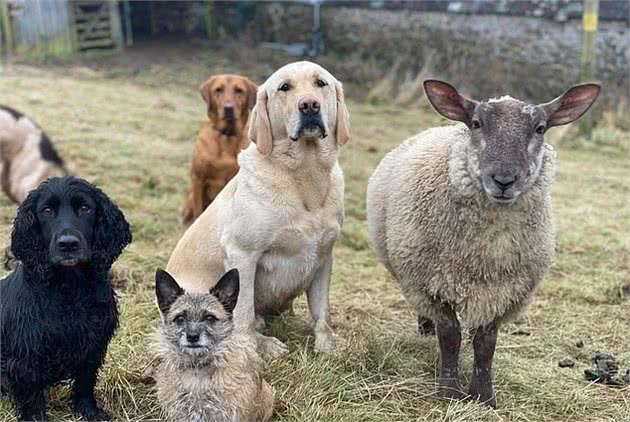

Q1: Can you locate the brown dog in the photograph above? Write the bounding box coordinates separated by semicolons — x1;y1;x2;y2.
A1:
181;75;257;225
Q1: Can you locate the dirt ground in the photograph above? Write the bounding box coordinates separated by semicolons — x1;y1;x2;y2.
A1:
0;41;629;422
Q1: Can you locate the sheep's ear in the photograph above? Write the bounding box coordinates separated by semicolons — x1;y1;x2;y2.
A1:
539;83;601;127
156;269;184;316
423;79;477;125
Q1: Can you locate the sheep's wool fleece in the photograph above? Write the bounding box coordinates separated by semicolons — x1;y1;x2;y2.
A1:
367;124;556;327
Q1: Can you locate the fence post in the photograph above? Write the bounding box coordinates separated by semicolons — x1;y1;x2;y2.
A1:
579;0;599;139
0;0;14;58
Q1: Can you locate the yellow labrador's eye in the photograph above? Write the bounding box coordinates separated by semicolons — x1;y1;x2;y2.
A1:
316;79;328;88
278;83;291;92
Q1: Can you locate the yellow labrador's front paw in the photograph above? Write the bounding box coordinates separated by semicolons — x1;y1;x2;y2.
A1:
314;320;336;353
257;333;289;361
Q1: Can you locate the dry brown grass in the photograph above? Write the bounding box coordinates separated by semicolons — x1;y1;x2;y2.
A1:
0;41;629;421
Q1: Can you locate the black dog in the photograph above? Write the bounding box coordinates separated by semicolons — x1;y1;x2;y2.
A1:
0;177;132;421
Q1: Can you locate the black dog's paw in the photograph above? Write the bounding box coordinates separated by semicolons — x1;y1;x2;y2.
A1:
75;401;111;421
18;410;48;421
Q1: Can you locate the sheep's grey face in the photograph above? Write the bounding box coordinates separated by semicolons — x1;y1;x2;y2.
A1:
469;98;547;205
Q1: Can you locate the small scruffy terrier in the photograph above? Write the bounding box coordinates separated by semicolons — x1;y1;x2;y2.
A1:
154;268;273;422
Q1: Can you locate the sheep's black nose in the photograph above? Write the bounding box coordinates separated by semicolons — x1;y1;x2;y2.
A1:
57;234;80;252
492;173;517;191
186;333;200;343
298;96;320;115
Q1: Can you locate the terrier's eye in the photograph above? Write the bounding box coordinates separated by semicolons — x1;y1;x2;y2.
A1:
278;83;290;92
78;205;92;214
471;119;481;130
173;315;185;324
315;78;328;88
535;124;546;134
204;314;217;323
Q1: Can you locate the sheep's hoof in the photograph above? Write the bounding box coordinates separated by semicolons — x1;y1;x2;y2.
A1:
468;378;496;408
417;316;435;336
438;378;466;400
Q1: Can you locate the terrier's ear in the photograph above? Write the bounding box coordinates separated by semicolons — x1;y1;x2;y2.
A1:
210;269;240;314
155;269;184;316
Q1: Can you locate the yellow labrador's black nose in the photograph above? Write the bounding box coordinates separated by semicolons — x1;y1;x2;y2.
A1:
299;96;320;115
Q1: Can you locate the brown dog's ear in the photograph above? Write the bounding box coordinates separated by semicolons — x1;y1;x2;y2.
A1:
248;87;273;156
199;76;217;111
245;78;258;111
335;81;350;145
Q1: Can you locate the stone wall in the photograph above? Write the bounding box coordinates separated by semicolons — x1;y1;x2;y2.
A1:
246;3;629;104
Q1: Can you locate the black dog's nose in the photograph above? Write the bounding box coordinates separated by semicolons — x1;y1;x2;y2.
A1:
57;234;80;252
492;173;518;191
298;96;320;115
186;333;200;343
223;105;234;119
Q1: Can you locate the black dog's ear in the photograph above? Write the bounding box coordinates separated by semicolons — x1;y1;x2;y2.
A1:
11;188;45;268
155;269;184;315
210;269;240;314
90;183;132;267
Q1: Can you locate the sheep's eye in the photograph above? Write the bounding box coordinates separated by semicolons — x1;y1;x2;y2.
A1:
215;87;224;94
316;78;328;88
42;206;54;216
535;124;546;134
278;83;291;92
471;119;481;129
78;205;92;214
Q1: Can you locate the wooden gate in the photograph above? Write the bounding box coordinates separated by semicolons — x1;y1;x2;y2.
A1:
69;0;122;51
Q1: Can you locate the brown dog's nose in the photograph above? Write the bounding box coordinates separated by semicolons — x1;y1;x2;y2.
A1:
223;104;235;119
298;96;320;115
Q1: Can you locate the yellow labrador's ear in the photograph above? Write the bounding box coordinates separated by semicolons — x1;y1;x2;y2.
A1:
199;76;217;111
248;88;273;156
335;81;350;145
245;78;258;111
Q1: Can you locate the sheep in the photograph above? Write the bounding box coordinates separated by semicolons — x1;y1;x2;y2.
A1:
366;79;600;407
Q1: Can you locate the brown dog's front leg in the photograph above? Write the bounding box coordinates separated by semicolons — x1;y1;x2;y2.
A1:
190;175;206;221
468;321;498;408
436;309;465;400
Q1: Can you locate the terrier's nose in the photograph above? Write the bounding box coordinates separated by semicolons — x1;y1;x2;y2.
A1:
492;173;518;191
298;96;320;115
57;234;80;252
186;333;200;343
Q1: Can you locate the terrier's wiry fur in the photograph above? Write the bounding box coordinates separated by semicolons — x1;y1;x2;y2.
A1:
153;269;273;422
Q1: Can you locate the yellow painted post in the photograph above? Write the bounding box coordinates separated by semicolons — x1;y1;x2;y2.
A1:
579;0;599;139
0;0;14;58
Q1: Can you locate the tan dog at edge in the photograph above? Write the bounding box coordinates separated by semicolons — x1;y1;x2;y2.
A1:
166;61;350;358
181;74;257;225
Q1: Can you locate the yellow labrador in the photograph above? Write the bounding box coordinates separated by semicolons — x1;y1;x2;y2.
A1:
166;61;350;358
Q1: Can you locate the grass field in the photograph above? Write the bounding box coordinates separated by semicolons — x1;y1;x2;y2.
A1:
0;42;629;422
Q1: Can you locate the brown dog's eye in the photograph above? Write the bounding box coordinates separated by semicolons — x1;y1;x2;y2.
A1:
471;119;481;129
316;79;328;88
234;88;244;94
278;83;290;92
215;87;224;94
536;124;546;134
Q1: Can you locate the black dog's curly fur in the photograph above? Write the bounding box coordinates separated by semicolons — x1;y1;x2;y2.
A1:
0;177;132;421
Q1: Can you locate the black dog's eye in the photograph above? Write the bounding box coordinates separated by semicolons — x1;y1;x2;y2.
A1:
471;119;481;130
535;124;546;134
278;83;291;92
78;205;92;215
316;79;328;88
41;206;54;216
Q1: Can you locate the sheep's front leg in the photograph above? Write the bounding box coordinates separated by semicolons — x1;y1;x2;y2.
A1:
468;321;498;408
306;255;336;353
436;310;465;400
